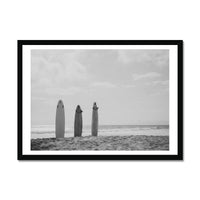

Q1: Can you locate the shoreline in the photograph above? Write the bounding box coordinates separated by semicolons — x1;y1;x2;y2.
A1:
31;135;169;151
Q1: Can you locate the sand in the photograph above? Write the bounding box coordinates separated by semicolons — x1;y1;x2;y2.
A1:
31;135;169;150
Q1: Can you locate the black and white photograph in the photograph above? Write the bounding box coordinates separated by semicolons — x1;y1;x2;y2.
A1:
3;1;200;200
18;40;183;160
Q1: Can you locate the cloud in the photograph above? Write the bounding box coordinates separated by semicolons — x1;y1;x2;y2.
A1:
161;80;169;86
64;61;88;82
124;84;136;88
91;81;116;88
117;50;169;68
152;80;169;86
150;87;169;96
132;72;161;81
145;80;169;86
118;51;133;64
45;87;81;96
32;97;47;101
118;50;151;64
31;50;88;90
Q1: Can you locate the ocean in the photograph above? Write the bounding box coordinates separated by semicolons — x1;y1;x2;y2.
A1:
31;125;169;139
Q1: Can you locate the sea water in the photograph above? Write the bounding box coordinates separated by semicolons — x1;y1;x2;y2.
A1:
31;125;169;139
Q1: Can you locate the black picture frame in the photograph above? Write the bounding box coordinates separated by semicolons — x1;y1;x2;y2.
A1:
18;40;183;161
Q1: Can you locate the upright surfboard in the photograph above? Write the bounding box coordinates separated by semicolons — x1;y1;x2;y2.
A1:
92;102;98;136
74;105;83;137
55;100;65;138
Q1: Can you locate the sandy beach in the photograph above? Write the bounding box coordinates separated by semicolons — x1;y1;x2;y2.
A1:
31;135;169;150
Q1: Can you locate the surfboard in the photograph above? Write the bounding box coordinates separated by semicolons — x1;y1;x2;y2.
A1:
74;105;83;137
55;100;65;138
92;102;98;136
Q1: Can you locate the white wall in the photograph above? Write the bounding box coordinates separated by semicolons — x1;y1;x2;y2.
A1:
0;0;199;199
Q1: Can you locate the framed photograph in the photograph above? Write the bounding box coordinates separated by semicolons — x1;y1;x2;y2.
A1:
18;40;183;160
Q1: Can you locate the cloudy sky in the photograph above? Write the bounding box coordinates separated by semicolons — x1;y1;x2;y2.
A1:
31;49;169;126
